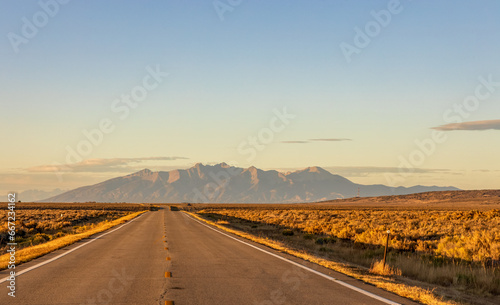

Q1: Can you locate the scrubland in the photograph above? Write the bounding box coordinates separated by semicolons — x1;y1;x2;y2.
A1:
192;205;500;305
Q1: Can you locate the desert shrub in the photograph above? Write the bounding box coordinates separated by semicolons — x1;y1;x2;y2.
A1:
31;233;51;245
0;208;131;253
325;236;337;244
202;208;500;263
54;232;66;238
315;237;326;245
303;233;315;240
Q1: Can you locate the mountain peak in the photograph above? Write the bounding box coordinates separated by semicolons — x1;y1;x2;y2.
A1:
193;162;204;168
307;166;324;173
133;168;153;175
288;166;329;176
242;166;259;184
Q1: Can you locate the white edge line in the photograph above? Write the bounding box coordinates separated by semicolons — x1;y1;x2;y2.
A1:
0;212;147;283
184;212;402;305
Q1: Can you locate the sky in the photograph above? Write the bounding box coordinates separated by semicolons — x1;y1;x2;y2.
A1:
1;0;500;195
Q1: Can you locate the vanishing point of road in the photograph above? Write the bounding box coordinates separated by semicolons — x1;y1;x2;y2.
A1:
0;208;421;305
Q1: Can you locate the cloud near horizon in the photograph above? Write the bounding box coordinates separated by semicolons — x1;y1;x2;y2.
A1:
432;119;500;131
281;140;310;144
281;138;352;144
309;138;352;142
322;166;455;177
26;157;189;173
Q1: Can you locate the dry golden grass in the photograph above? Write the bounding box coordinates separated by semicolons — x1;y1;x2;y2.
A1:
316;190;500;209
370;260;402;276
191;206;500;305
199;208;500;263
0;209;131;253
186;211;460;305
0;210;147;270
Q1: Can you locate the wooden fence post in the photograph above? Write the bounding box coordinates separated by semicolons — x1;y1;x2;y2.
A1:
383;230;390;268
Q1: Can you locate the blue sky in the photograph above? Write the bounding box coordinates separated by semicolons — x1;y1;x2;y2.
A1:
1;0;500;193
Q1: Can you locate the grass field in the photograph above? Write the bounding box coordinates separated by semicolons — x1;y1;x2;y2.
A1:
187;203;500;305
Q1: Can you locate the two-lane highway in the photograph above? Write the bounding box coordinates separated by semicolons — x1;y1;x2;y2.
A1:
0;208;421;304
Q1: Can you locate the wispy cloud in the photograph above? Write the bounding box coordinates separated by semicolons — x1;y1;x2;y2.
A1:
323;166;454;177
309;138;352;142
281;140;310;144
270;165;458;178
432;119;500;131
281;138;352;144
26;157;188;173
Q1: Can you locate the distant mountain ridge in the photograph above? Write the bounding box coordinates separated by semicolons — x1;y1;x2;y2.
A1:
42;163;459;203
17;188;67;202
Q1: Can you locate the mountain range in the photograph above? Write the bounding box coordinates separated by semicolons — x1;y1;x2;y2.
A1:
41;163;459;203
18;188;67;202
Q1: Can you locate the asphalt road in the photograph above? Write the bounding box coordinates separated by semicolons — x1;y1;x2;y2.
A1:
0;208;421;305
